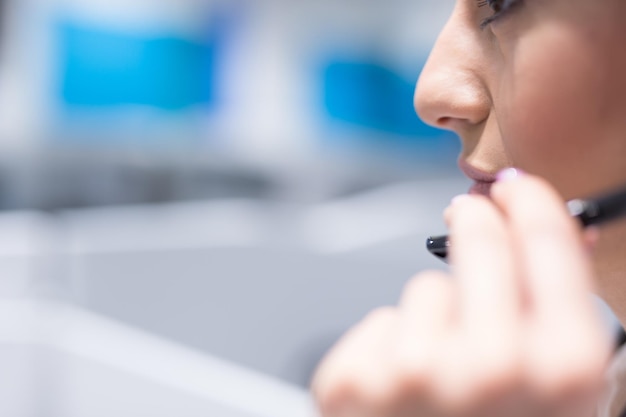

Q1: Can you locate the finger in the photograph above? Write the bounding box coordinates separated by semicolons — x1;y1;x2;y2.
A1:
490;171;610;395
311;307;399;416
441;195;524;410
395;271;455;383
490;172;597;321
447;194;522;342
399;271;455;338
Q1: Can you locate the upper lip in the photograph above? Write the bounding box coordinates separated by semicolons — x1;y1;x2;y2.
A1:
458;159;498;183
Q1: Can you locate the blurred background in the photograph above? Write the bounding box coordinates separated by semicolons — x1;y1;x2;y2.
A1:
0;0;572;415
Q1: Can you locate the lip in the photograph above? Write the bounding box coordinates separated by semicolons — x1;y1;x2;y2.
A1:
458;159;499;196
458;159;498;183
469;181;494;196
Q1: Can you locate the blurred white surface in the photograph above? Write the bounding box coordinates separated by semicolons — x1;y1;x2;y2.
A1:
0;178;465;415
0;177;620;416
0;300;313;417
58;178;465;386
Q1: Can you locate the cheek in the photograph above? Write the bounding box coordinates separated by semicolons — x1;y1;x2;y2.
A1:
496;27;622;199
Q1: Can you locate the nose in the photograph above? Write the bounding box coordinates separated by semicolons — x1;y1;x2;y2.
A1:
414;10;490;133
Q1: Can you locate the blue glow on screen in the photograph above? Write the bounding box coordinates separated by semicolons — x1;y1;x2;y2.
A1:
322;59;452;143
58;22;217;110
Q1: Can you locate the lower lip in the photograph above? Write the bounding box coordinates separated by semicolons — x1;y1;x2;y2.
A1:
469;181;494;196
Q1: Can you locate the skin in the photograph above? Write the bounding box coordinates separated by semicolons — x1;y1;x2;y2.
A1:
416;0;626;311
312;0;626;416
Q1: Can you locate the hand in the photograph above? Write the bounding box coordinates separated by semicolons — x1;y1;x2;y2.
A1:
311;172;611;417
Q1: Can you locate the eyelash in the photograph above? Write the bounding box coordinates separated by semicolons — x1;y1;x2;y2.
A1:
476;0;520;28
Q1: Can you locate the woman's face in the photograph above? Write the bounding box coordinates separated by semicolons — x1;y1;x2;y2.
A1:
415;0;626;201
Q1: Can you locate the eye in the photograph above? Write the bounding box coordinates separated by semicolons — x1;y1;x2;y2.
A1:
478;0;503;12
477;0;520;28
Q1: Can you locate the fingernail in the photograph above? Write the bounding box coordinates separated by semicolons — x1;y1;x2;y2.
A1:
450;194;471;205
496;168;525;182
